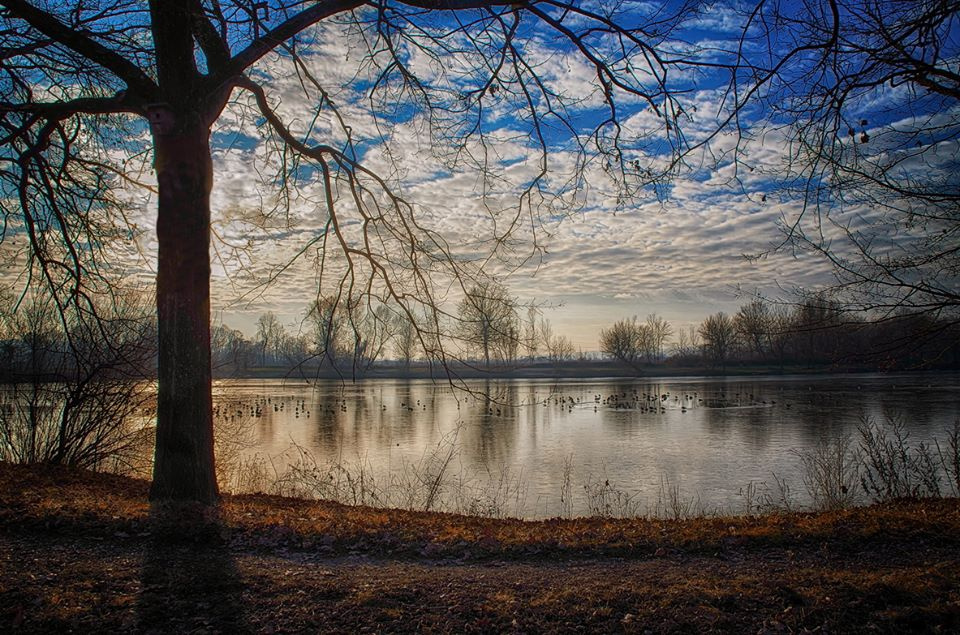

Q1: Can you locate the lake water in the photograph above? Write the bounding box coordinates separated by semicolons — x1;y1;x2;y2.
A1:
213;372;960;519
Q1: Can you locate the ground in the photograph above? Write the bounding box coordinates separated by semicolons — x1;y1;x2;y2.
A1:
2;463;959;633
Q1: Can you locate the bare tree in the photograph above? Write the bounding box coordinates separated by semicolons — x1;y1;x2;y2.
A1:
790;293;844;365
456;281;519;367
768;305;794;370
734;299;771;359
672;324;701;360
0;1;708;503
600;316;645;369
537;316;574;362
523;306;541;360
731;0;960;322
211;322;252;375
537;317;554;360
255;312;285;366
546;334;575;363
306;296;345;368
698;312;736;370
391;311;419;371
306;294;390;375
645;313;673;361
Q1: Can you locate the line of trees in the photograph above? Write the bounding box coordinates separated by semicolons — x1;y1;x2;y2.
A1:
597;314;673;368
208;282;580;374
7;287;956;384
0;282;577;381
601;299;960;372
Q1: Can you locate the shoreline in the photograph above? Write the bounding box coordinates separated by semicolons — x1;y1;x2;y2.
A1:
2;463;959;633
217;363;960;382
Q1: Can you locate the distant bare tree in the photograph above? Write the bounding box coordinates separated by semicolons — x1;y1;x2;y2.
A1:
536;316;574;362
538;317;554;360
547;334;576;363
211;322;252;375
790;294;844;365
255;312;285;366
768;305;794;369
735;300;771;359
392;312;419;371
600;317;644;369
523;307;541;360
306;297;345;368
645;314;673;361
672;324;702;360
306;295;388;375
456;281;520;368
699;312;736;370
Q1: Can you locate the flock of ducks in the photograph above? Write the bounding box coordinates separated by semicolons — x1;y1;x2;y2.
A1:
210;389;789;423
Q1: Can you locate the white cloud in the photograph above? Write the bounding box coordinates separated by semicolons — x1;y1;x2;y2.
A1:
0;10;863;349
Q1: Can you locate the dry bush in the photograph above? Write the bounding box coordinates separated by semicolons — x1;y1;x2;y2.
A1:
858;416;942;501
652;475;703;520
0;290;155;473
936;420;960;496
797;434;861;511
582;474;643;519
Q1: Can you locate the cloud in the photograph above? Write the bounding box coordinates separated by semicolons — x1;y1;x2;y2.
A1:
0;10;859;350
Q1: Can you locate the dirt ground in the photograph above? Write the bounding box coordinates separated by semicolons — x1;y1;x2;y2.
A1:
2;463;959;633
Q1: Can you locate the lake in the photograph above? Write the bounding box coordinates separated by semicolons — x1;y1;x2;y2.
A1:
211;372;960;518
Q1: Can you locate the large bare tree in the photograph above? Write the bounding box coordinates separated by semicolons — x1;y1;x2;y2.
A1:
0;0;703;503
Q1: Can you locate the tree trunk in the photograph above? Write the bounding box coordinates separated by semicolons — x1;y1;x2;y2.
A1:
149;116;218;503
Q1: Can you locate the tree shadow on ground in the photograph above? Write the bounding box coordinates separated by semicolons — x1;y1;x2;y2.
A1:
137;505;248;633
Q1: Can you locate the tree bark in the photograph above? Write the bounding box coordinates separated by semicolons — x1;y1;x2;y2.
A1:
149;115;218;503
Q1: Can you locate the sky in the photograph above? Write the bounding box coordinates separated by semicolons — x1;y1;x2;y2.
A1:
4;0;933;353
192;1;837;351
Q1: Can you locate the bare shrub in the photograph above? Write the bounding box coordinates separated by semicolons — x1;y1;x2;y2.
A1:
767;473;797;513
796;434;860;510
453;463;527;519
0;290;155;472
582;473;642;519
212;405;275;494
653;475;702;520
858;416;941;501
936;420;960;496
272;424;467;512
275;445;385;507
390;425;462;512
559;453;575;518
738;480;762;516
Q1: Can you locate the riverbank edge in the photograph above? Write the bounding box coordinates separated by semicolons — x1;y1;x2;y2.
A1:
2;461;958;556
3;462;960;632
224;362;960;381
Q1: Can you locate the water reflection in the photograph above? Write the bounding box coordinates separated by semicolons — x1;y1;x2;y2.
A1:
212;372;960;518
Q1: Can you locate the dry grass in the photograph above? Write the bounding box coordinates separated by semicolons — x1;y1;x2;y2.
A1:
3;462;960;558
2;462;959;633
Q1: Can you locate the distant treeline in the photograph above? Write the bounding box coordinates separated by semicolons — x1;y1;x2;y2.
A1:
2;287;958;383
603;298;960;373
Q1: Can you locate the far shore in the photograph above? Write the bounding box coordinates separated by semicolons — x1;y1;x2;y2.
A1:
215;358;960;382
3;359;957;386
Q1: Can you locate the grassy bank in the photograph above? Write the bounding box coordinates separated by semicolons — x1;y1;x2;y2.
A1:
2;462;959;632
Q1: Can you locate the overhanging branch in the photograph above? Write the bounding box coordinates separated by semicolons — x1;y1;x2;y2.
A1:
0;0;157;100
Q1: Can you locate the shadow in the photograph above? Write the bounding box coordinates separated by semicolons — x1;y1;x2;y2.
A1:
137;505;248;633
